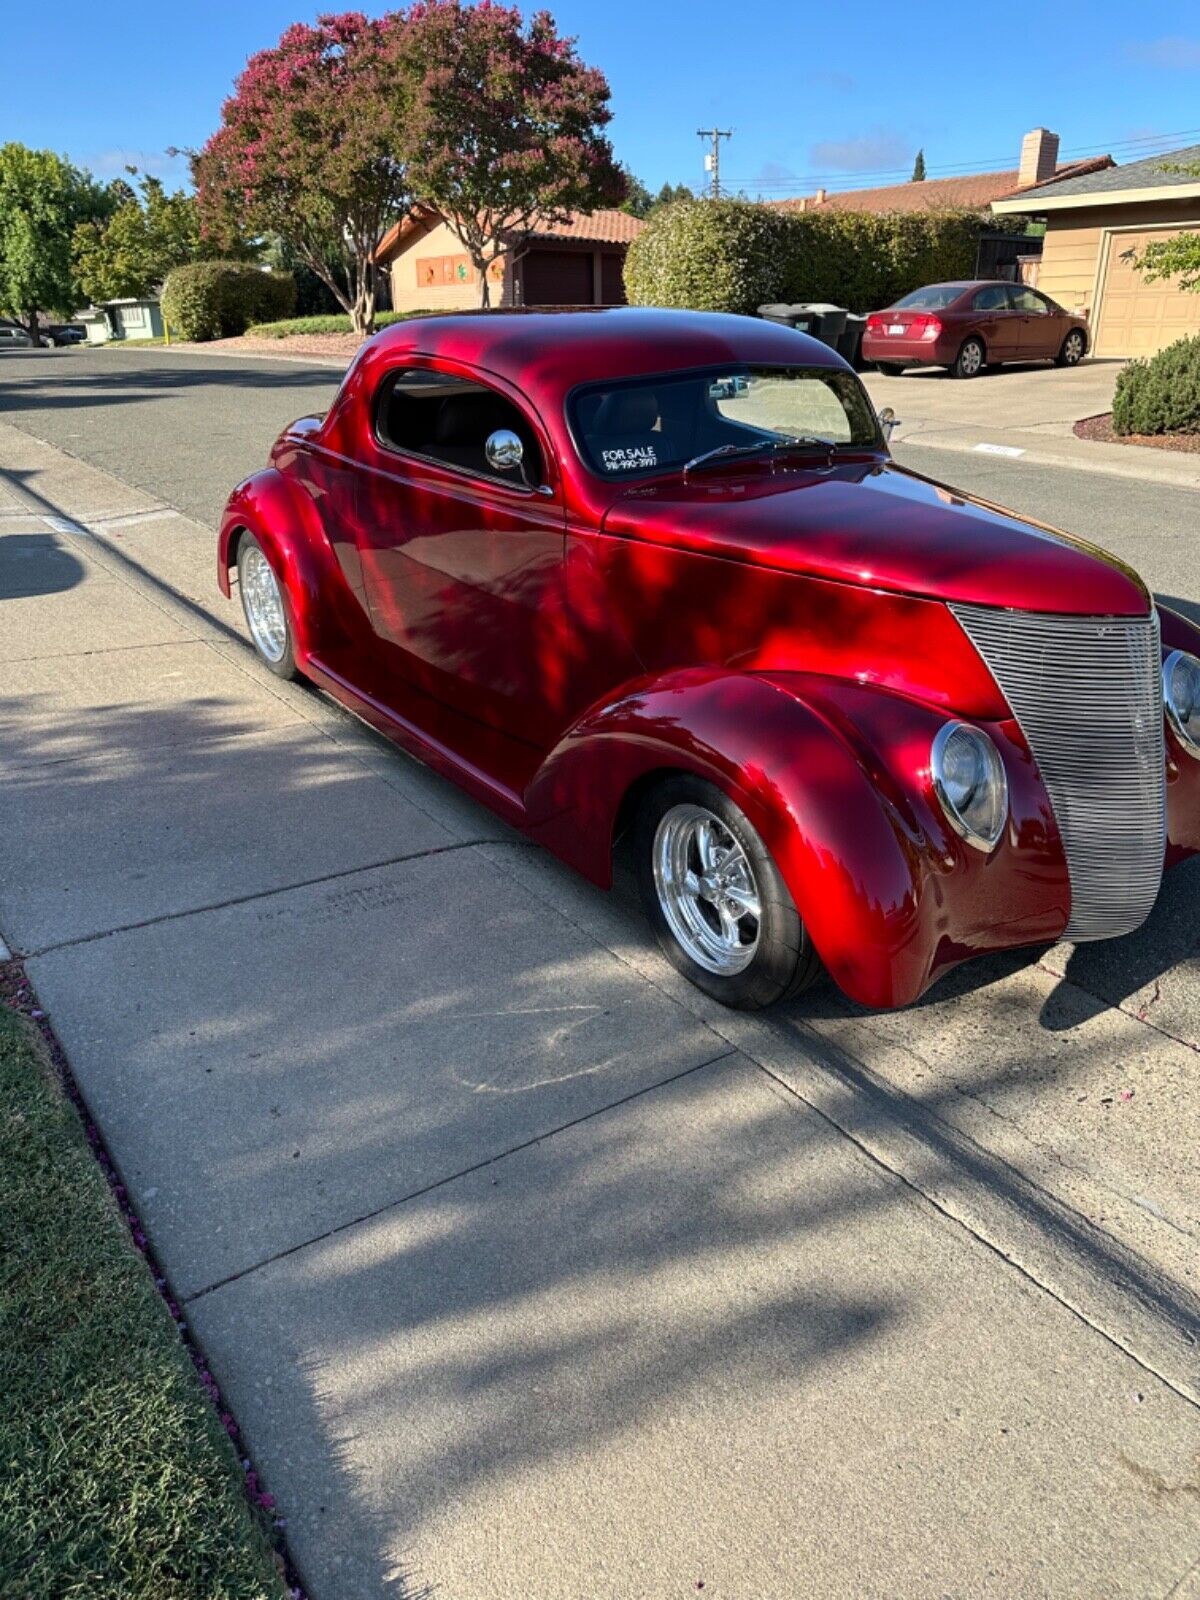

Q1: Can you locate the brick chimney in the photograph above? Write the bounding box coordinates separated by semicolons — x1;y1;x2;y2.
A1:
1018;128;1060;189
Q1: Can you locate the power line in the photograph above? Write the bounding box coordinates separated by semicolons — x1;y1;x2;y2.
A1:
719;125;1200;195
697;127;732;199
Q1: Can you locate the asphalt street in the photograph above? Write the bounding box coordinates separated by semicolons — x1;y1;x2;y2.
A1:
2;344;1197;624
3;344;1200;1598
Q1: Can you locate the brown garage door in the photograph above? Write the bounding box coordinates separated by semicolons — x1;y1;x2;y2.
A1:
1094;226;1200;358
521;249;594;306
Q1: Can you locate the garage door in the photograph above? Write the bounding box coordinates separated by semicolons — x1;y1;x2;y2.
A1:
1094;226;1200;358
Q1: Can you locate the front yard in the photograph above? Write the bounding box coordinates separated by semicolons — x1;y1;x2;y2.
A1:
0;994;289;1600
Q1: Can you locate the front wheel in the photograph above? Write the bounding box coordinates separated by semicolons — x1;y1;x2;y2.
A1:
1056;328;1086;367
237;534;300;681
635;776;822;1009
951;337;985;379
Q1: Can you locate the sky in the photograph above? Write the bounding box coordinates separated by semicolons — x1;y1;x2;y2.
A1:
3;0;1200;199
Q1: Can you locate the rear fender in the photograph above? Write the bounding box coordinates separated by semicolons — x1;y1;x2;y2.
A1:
525;668;1068;1008
217;468;355;664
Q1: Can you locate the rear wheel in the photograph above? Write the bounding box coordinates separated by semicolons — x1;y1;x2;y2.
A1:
237;534;300;681
1056;328;1086;367
874;362;906;377
951;337;985;379
635;776;822;1009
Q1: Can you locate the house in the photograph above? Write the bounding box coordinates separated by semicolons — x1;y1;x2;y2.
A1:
374;206;644;312
992;143;1200;358
771;129;1113;217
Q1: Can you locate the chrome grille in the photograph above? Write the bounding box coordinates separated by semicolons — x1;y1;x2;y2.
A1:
949;603;1165;940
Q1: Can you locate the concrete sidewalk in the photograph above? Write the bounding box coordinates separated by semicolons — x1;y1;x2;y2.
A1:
863;360;1200;489
2;422;1199;1599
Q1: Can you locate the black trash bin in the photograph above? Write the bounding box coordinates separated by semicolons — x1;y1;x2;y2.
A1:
798;303;848;347
757;304;796;326
838;313;868;368
787;305;820;337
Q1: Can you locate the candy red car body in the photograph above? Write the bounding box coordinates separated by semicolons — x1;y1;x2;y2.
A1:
218;309;1200;1009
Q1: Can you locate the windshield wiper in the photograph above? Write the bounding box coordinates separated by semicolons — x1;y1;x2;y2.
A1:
682;435;840;477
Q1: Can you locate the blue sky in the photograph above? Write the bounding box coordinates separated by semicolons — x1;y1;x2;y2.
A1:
5;0;1200;197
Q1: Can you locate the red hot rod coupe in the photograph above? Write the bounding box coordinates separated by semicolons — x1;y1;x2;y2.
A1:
218;309;1200;1010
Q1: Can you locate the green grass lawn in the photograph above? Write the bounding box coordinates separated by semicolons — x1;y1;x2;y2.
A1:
243;309;430;338
0;1003;290;1600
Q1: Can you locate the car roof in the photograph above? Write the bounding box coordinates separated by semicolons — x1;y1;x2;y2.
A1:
365;307;848;407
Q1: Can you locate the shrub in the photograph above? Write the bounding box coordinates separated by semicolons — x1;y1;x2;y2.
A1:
244;310;427;338
1112;334;1200;436
624;200;791;316
625;199;1022;315
161;260;295;341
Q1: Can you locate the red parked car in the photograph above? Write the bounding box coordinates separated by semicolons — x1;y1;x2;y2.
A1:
218;309;1200;1010
863;280;1089;378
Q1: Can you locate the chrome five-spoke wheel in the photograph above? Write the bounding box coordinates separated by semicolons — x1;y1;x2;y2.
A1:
237;534;299;680
1058;329;1085;367
653;803;762;975
635;775;822;1009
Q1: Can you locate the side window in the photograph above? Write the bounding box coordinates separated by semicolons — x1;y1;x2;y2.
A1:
970;285;1009;312
1009;287;1049;314
375;368;545;487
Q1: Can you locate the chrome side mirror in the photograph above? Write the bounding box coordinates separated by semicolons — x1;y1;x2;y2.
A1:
485;428;524;473
878;405;899;445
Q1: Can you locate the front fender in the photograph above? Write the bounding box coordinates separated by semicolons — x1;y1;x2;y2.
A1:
217;468;356;666
525;668;1069;1008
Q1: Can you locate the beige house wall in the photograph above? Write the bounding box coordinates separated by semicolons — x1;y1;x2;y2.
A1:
387;218;513;312
1036;199;1200;356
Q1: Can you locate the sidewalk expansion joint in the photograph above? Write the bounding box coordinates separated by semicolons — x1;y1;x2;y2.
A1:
184;1046;739;1306
22;838;512;959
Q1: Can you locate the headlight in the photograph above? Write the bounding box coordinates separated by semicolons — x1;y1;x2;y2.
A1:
1163;650;1200;758
931;723;1008;851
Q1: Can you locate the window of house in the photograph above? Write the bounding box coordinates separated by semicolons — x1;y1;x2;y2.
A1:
375;368;545;486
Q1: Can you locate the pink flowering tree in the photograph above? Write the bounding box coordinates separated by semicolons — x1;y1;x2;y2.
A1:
195;12;412;335
402;1;625;306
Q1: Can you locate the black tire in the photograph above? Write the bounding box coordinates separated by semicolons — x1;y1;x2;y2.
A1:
1056;328;1086;367
634;775;822;1010
874;362;906;377
236;533;301;681
951;337;985;379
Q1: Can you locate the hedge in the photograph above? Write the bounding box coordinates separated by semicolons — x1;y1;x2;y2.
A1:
624;199;1028;316
244;310;428;338
1112;334;1200;436
161;261;296;342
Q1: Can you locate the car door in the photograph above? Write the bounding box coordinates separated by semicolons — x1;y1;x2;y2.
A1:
1008;285;1060;359
352;361;571;775
968;284;1021;359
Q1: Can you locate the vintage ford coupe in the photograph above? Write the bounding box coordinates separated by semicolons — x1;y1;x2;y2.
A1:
218;309;1200;1009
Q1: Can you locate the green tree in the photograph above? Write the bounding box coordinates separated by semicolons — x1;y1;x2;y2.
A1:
194;13;413;335
1135;159;1200;288
657;181;695;206
911;149;926;182
620;168;655;218
0;143;110;339
402;0;625;306
72;173;207;304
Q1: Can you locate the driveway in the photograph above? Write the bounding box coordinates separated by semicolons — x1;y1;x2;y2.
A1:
1;349;1199;1599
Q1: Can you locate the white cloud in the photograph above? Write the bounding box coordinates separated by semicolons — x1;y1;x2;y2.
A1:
808;130;912;174
1125;36;1200;69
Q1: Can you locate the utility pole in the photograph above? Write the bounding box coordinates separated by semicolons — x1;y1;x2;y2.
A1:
697;127;732;199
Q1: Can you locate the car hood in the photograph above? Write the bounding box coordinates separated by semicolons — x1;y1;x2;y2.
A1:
601;459;1149;616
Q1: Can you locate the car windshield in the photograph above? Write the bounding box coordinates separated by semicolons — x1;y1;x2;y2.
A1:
570;366;881;481
892;285;966;310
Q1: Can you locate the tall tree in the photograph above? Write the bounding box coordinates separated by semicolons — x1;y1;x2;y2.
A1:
194;12;413;335
656;181;695;206
73;173;209;304
620;167;655;219
0;144;110;339
402;0;625;306
911;149;926;182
